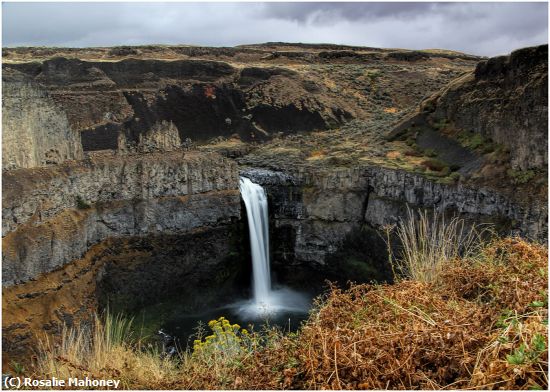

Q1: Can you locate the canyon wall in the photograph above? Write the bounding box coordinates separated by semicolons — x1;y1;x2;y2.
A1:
2;68;83;170
2;151;240;285
242;164;547;276
394;45;548;171
4;58;353;151
2;151;244;361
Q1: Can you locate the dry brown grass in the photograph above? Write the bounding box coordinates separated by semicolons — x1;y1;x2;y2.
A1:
35;314;179;389
30;238;547;390
234;238;548;390
389;208;488;283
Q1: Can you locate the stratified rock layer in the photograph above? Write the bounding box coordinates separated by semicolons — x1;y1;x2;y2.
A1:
2;151;239;285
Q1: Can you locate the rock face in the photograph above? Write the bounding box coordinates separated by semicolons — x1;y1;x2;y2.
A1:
2;68;83;170
396;45;548;171
242;164;547;275
2;151;239;285
3;225;248;362
119;120;182;152
3;43;480;155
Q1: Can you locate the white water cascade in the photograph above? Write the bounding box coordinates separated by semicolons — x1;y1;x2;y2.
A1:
236;175;309;319
239;176;272;305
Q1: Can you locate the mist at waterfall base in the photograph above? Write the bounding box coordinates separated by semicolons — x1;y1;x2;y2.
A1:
236;177;310;317
156;177;311;347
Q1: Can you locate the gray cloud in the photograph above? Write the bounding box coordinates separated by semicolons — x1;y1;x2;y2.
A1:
260;2;446;22
2;2;548;56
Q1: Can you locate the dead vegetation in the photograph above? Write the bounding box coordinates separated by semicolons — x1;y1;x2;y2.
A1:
28;230;547;389
388;208;488;283
233;237;548;390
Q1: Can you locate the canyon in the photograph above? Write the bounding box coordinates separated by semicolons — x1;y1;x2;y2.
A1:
2;43;547;362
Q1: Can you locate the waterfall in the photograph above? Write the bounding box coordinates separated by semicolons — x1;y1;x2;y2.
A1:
239;176;272;305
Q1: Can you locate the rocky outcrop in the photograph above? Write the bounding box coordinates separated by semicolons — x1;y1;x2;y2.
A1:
3;151;240;285
118;120;182;152
4;42;481;155
392;45;548;171
2;150;244;362
2;68;83;170
4;57;354;151
364;166;546;239
3;191;240;286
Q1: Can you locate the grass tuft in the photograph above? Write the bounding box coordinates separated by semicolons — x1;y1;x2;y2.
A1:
389;208;489;283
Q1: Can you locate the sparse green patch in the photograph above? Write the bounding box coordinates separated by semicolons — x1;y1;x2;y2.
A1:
9;361;25;376
456;130;497;152
507;168;537;185
366;69;381;82
421;158;448;172
421;148;438;157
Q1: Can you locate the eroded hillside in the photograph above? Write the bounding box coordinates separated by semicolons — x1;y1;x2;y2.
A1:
3;43;477;156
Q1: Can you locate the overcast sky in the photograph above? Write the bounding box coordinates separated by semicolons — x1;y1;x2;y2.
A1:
2;2;548;56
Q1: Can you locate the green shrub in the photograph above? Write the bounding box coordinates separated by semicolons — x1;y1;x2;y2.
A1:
366;70;381;82
422;148;438;157
457;130;495;151
448;172;461;182
433;118;448;130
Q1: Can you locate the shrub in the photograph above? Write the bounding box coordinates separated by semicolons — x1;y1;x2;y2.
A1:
192;317;250;362
507;168;537;185
366;70;381;82
266;238;548;390
448;172;461;182
457;130;495;151
422;148;438;157
433;118;448;130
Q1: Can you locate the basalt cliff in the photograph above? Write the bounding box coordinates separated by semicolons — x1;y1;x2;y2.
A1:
2;43;547;362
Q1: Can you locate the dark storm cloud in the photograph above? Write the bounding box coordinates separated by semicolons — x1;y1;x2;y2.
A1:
259;2;445;22
2;2;548;57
